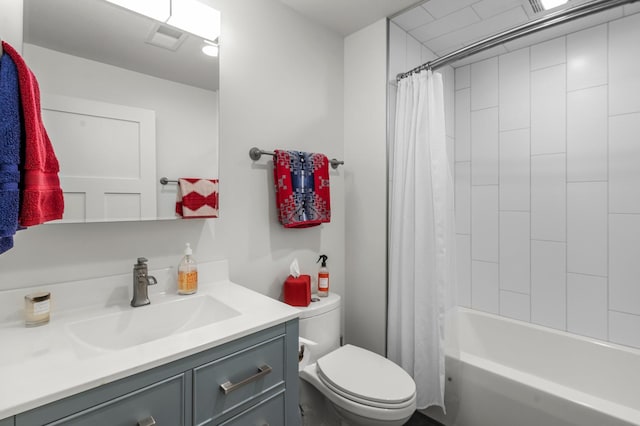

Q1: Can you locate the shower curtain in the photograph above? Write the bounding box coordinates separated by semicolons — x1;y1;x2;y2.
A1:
388;70;456;410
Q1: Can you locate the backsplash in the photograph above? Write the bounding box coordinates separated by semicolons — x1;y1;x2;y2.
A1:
455;12;640;349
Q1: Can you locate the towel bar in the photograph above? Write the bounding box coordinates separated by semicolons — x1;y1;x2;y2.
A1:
249;147;344;169
159;177;178;185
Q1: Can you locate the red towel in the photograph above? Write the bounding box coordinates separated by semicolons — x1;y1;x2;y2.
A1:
175;178;219;218
273;150;330;228
2;41;64;226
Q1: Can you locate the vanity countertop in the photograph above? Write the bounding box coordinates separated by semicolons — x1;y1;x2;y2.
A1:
0;261;300;419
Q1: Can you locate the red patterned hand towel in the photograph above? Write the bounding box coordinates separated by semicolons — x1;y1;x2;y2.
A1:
175;178;219;218
273;150;330;228
2;41;64;226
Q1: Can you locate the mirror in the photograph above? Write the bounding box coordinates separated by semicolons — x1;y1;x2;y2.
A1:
23;0;219;222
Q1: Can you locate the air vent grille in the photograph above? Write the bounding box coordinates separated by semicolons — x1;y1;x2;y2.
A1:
529;0;544;13
146;23;188;51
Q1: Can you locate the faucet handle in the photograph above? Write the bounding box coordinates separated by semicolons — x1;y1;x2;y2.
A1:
136;257;148;265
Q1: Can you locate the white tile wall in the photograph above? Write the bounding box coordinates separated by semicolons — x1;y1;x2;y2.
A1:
609;13;640;116
454;13;640;350
455;162;471;234
470;57;499;110
531;64;566;155
609;113;640;214
567;25;607;91
499;48;530;131
471;107;499;185
456;235;471;307
499;129;530;211
531;240;566;330
472;260;499;314
455;65;470;90
455;89;471;161
500;290;530;322
567;273;608;340
567;86;608;182
471;185;499;262
567;182;607;276
609;214;640;316
610;311;640;348
499;212;530;294
530;37;565;70
531;154;566;242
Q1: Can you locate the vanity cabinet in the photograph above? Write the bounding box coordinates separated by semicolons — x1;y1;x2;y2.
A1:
14;320;299;426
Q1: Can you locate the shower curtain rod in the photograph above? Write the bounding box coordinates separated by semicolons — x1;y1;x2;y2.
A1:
397;0;637;80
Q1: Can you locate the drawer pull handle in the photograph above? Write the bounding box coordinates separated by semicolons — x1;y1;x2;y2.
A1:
220;364;273;394
137;416;156;426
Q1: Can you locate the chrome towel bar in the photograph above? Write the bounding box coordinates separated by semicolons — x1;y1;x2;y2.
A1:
249;147;344;169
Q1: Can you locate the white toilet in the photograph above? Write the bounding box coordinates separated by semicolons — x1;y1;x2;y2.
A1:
297;293;416;426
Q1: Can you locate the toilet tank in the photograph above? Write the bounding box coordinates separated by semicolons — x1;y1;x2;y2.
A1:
298;293;341;361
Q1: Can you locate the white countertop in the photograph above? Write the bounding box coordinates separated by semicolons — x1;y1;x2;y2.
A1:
0;261;300;419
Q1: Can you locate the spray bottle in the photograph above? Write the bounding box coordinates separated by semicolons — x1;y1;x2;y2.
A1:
317;254;329;297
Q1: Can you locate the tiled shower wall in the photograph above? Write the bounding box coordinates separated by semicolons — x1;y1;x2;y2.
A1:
455;12;640;349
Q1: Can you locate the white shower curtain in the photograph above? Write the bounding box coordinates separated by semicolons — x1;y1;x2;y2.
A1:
388;70;456;410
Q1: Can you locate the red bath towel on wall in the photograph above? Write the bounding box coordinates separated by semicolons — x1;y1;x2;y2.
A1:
2;41;64;226
273;150;330;228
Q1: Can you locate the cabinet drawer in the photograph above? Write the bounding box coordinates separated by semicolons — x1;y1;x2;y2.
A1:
48;374;185;426
193;335;285;424
219;391;284;426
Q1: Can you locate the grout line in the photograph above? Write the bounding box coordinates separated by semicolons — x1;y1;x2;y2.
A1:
529;45;534;324
564;34;569;333
606;19;611;342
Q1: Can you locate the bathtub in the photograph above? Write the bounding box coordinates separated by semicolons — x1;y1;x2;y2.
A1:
424;307;640;426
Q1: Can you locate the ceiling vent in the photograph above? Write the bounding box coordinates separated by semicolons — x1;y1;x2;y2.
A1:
528;0;545;13
146;23;188;51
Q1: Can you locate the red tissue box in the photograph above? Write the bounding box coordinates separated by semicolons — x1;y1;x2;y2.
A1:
284;274;311;307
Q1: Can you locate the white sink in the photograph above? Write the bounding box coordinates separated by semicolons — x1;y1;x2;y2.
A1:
67;295;241;351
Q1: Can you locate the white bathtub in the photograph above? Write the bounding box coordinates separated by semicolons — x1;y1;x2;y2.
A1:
424;307;640;426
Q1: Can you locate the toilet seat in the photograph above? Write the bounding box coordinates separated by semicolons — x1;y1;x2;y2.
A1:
315;344;416;409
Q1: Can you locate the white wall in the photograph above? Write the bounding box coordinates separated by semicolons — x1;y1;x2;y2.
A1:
23;44;218;220
343;19;387;355
353;22;456;356
455;13;640;350
0;0;345;306
0;0;23;52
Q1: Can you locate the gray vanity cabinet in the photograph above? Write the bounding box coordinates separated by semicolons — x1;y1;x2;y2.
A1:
14;320;299;426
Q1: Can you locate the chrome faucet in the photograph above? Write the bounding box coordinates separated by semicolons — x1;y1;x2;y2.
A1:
131;257;157;307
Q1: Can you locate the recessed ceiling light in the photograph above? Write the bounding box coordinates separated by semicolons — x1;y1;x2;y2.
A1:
202;41;219;57
540;0;569;10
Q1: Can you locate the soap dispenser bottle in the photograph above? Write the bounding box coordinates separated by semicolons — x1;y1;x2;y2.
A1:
178;243;198;295
317;254;329;297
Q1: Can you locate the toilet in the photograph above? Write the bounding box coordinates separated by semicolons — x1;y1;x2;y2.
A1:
297;293;416;426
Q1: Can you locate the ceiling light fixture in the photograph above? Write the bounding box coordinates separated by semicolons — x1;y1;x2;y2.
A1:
201;41;219;57
103;0;220;41
103;0;170;22
540;0;569;10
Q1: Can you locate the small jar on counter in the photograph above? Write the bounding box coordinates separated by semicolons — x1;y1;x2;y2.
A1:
24;291;51;327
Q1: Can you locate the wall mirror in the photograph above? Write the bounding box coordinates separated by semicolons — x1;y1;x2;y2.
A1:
23;0;220;223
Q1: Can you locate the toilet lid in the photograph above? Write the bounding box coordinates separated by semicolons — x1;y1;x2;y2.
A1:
316;345;416;407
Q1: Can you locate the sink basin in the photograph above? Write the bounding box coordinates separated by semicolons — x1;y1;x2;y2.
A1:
67;295;241;351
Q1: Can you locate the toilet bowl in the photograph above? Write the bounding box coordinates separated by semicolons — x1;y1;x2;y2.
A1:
297;294;416;426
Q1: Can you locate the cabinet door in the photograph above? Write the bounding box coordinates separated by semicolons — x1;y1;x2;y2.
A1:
193;335;285;424
48;374;185;426
0;417;14;426
218;391;285;426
